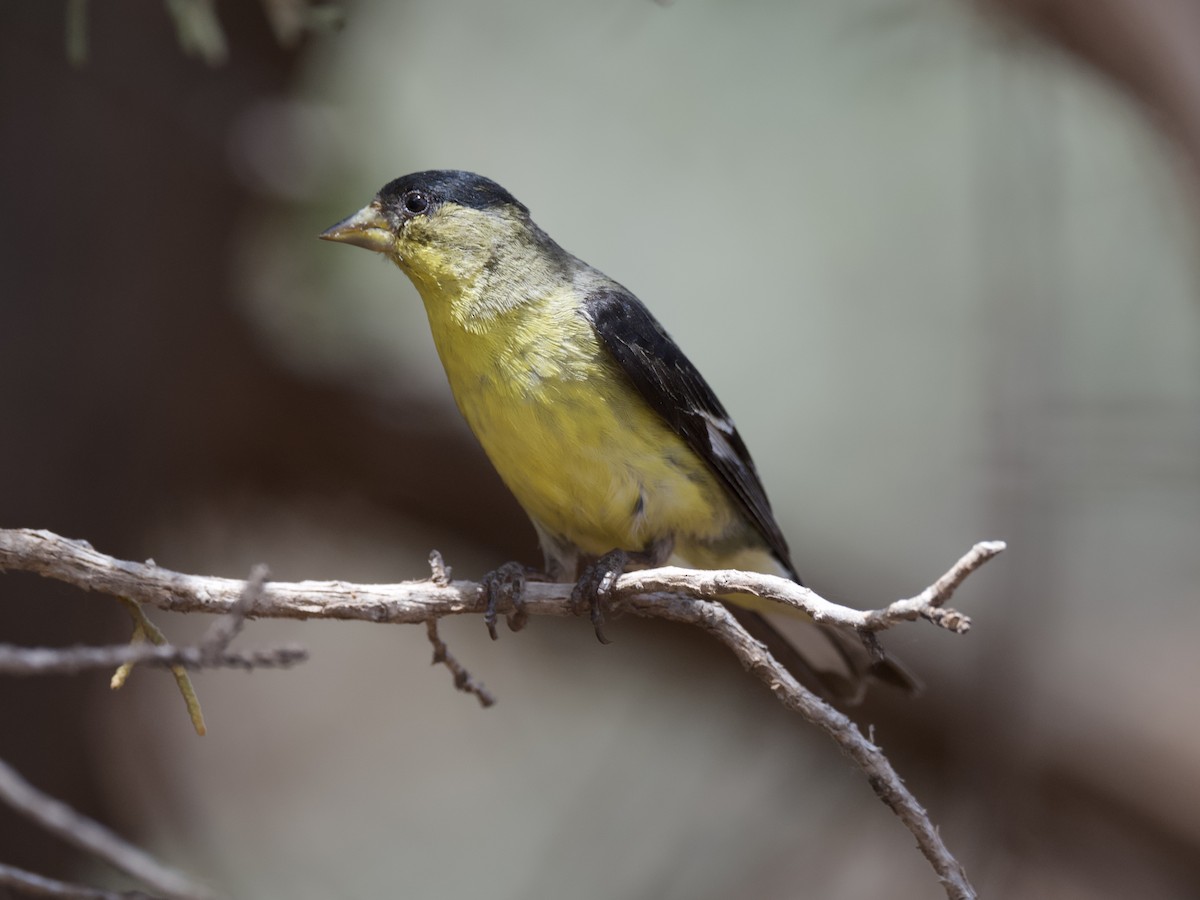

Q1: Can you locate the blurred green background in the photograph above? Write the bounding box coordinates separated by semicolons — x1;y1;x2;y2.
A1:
2;1;1198;897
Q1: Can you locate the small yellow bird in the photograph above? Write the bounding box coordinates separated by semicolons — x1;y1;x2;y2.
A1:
321;170;915;702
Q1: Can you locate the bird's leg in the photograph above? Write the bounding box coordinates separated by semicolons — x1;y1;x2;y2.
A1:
480;562;548;639
573;538;672;645
571;550;628;645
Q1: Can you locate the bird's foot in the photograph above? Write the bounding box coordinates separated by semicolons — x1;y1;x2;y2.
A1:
571;549;631;645
480;562;542;639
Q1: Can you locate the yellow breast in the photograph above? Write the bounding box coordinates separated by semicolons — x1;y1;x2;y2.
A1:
416;282;738;557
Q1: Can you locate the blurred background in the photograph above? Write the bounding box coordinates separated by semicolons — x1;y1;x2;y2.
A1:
2;0;1198;897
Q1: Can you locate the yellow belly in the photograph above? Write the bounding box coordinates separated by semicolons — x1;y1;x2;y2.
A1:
420;286;740;557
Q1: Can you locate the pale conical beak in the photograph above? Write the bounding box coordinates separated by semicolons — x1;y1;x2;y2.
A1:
319;203;396;254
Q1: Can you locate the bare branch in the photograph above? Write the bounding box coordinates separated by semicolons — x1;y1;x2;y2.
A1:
615;542;1005;635
878;540;1006;632
0;530;1002;636
0;757;216;900
0;527;998;900
612;597;977;899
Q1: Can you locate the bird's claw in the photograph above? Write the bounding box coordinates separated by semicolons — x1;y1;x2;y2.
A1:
571;549;629;645
480;561;530;639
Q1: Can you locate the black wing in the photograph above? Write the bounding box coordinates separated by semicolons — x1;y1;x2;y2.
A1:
582;286;798;580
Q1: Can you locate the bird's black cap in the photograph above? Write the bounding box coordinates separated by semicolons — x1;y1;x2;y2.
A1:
378;170;527;215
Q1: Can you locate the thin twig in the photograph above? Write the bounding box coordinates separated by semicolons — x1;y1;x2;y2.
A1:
427;550;451;587
0;641;307;676
874;540;1005;632
0;757;216;900
425;619;495;708
200;564;268;662
106;566;271;735
114;597;208;735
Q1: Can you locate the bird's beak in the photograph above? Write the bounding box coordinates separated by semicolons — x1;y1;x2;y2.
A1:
319;202;396;254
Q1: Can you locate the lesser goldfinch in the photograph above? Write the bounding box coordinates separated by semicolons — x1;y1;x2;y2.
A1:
321;170;915;702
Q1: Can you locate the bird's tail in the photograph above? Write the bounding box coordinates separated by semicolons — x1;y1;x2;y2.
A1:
725;607;921;705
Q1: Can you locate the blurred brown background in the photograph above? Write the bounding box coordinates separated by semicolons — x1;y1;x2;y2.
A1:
2;1;1198;898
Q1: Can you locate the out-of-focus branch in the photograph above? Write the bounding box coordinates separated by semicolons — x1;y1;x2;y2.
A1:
0;860;154;899
0;757;216;900
0;559;305;677
978;0;1200;190
0;640;307;676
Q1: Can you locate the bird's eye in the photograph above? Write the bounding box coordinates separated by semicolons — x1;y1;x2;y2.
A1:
401;191;429;216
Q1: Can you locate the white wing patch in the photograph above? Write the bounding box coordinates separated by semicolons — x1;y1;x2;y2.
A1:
702;411;741;464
